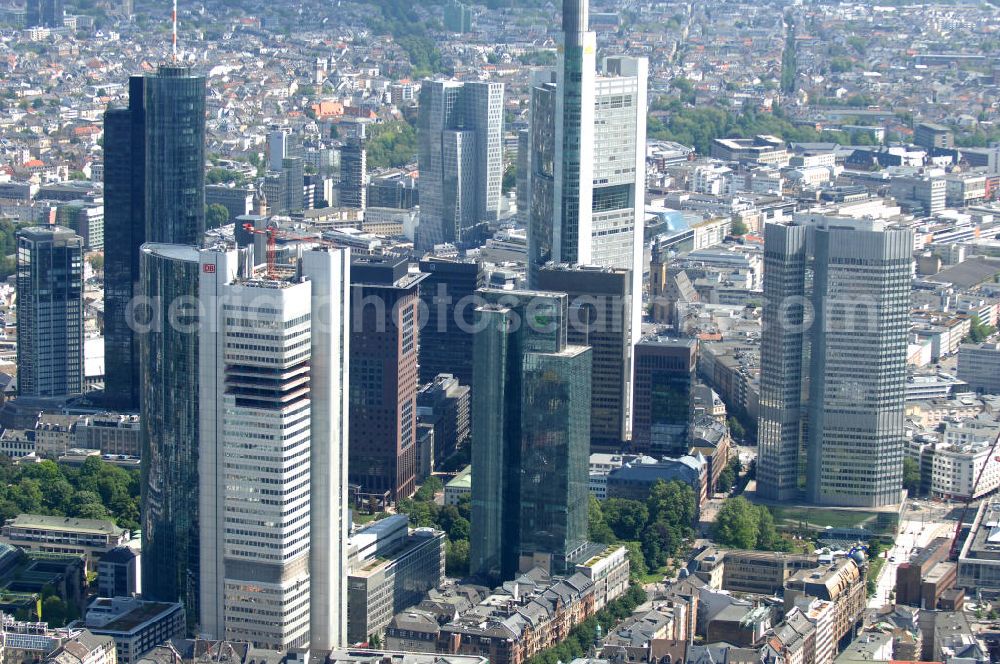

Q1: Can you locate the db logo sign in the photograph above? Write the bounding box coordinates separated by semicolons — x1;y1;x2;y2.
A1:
203;264;216;273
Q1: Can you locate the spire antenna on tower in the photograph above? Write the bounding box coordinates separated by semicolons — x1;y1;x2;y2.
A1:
172;0;178;62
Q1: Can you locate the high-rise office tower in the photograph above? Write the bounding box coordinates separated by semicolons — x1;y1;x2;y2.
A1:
515;129;530;226
139;244;201;618
536;264;632;448
144;65;206;245
757;216;913;507
199;246;351;650
415;80;503;252
26;0;63;27
15;226;83;397
417;256;485;387
268;126;301;172
103;75;145;410
137;64;207;618
631;336;696;456
282;156;305;214
349;257;426;503
527;0;647;357
339;128;367;210
470;289;591;584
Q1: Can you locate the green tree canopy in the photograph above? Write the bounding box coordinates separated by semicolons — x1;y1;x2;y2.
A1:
206;204;230;229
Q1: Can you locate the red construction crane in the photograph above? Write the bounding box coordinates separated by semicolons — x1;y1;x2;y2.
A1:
241;223;330;278
949;430;1000;559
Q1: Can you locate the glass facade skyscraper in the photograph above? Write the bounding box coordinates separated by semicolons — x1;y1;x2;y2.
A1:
103;75;145;410
106;64;205;411
349;257;426;503
470;289;590;584
15;226;84;397
417;256;485;387
134;64;207;621
139;244;202;617
527;0;647;371
519;345;591;572
537;264;633;448
144;65;206;245
631;336;697;456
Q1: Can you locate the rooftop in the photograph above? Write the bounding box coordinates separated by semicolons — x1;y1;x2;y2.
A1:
4;514;124;537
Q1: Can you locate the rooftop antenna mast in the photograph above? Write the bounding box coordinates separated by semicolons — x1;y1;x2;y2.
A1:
171;0;178;62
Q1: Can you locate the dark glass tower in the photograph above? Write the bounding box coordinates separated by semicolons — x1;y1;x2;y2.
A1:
135;64;206;622
15;226;83;397
144;65;206;245
103;75;146;410
26;0;63;27
631;336;697;456
139;244;201;618
470;289;591;584
417;256;485;387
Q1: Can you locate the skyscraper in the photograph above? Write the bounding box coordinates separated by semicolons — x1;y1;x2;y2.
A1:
26;0;63;27
139;244;201;617
349;257;426;503
103;75;145;410
631;336;696;456
470;289;591;584
198;246;351;650
536;264;633;449
415;80;503;252
136;64;207;619
757;215;913;507
339;129;367;210
15;226;83;398
417;255;485;387
527;0;647;357
144;65;206;245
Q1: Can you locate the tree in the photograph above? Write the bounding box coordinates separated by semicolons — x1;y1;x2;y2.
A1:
41;595;67;627
502;164;517;193
413;476;443;502
730;218;748;236
205;168;246;186
755;505;779;550
713;496;760;549
968;315;996;343
646;480;696;529
588;496;615;544
367;121;419;169
446;539;469;577
603;498;649;541
727;416;746;441
623;541;647;580
206;204;230;229
641;521;678;569
903;457;922;496
716;466;735;494
87;253;104;273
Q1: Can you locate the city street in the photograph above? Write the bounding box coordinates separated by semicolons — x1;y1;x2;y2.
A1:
867;501;957;610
